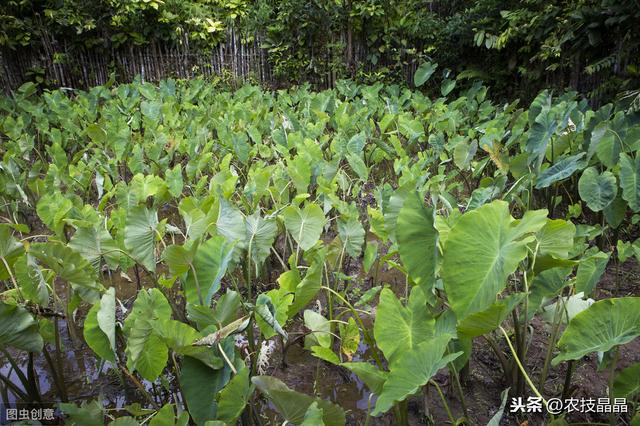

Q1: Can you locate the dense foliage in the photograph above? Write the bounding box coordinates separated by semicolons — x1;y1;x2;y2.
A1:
0;73;639;424
1;0;638;102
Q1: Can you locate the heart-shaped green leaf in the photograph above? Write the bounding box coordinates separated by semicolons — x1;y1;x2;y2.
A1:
578;167;617;212
552;297;640;365
442;201;547;319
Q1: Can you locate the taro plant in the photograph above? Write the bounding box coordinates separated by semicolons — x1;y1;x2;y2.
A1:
2;76;639;426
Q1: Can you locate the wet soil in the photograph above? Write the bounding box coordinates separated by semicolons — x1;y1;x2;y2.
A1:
2;237;639;425
253;257;640;425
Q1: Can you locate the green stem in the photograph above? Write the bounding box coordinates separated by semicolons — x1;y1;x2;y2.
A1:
539;297;564;391
321;286;384;369
561;360;574;401
430;380;455;425
1;256;24;300
483;334;510;381
447;351;469;420
43;346;68;402
26;353;41;402
608;348;619;426
0;373;29;401
0;348;35;400
325;263;333;323
499;326;547;405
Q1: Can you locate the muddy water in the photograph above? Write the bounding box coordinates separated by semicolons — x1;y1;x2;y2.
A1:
0;318;127;426
0;236;408;424
0;268;162;415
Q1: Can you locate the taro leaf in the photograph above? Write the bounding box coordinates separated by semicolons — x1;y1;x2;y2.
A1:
0;301;43;352
362;241;378;274
36;192;73;236
339;317;360;360
30;242;102;302
528;90;552;127
617;240;633;263
108;416;140;426
525;90;558;167
84;299;116;362
311;346;341;365
414;62;437;87
283;203;326;251
398;116;424;142
14;254;49;305
212;289;242;327
124;288;172;381
255;289;292;339
181;346;234;426
162;244;195;276
578;167;617;212
152;318;220;369
140;100;161;121
593;123;622;169
301;402;324;426
441;79;456;96
535;153;585;189
165;164;184;198
373;287;434;366
69;226;120;271
441;200;547;320
453;140;478;171
466;185;501;210
245;211;278;271
129;174;168;204
186;303;218;331
552;297;640;365
337;216;365;258
604;194;627;228
526;110;558;169
216;198;246;256
356;286;382;308
536;219;576;259
149;404;182;426
346;132;366;156
255;293;288;341
532;255;578;274
184;236;235;306
457;293;525;338
397;193;437;291
98;288;117;353
527;267;572;321
372;335;461;415
288;254;324;316
303;310;332;349
487;387;510;426
574;250;610;295
278;268;301;293
619;153;640;212
382;185;410;243
109;416;139;425
612;362;640;399
179;197;215;240
346;153;369;181
86;124;107;144
216;368;252;424
0;224;23;280
124;206;159;272
59;400;104;426
251;375;346;426
340;362;388;395
287;155;312;194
